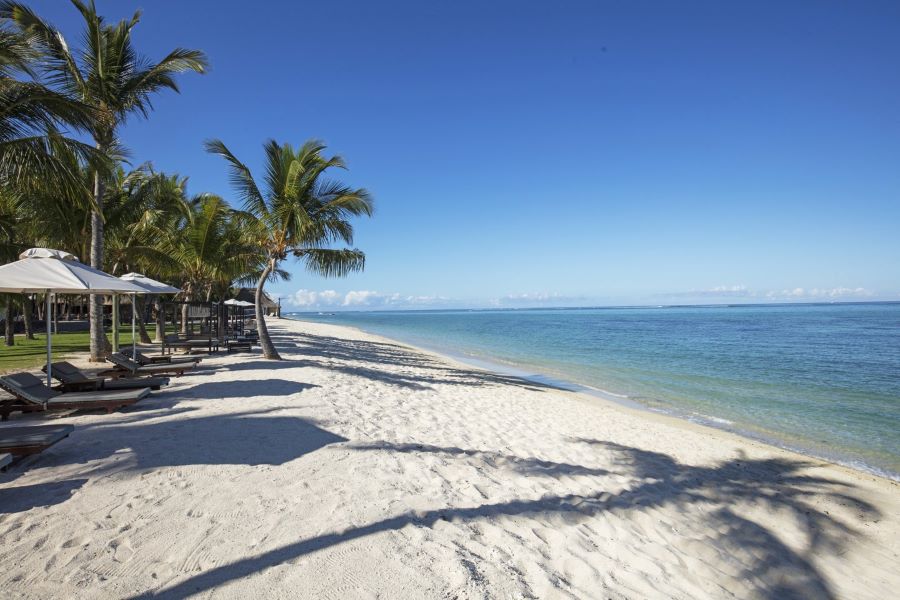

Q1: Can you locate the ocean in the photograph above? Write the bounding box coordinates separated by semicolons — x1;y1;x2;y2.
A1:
287;303;900;480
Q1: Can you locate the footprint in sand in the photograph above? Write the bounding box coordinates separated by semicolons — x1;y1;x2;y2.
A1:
110;537;134;563
61;536;91;549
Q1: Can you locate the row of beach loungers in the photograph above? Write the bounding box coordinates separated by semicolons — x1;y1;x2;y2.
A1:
0;351;206;468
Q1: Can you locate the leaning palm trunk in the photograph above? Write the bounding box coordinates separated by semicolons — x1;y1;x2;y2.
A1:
89;169;107;360
255;258;281;360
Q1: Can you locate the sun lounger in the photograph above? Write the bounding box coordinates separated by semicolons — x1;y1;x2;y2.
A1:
0;452;12;469
43;361;169;391
163;335;219;354
0;373;150;420
0;424;74;456
133;350;202;366
101;353;195;378
225;335;256;352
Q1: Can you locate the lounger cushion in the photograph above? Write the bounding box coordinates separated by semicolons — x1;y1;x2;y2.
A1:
0;373;59;403
45;362;168;390
99;377;169;390
135;351;200;365
107;354;191;375
1;372;150;406
44;361;91;383
0;425;74;453
47;387;150;404
131;364;187;375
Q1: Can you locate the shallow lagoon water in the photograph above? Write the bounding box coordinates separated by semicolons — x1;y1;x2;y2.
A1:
289;303;900;479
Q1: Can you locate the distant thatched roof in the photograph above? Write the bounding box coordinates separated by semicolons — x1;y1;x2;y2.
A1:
234;287;277;308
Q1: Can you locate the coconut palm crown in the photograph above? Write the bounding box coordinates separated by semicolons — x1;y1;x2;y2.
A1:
206;138;373;360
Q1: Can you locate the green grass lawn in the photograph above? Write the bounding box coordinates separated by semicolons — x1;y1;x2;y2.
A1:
0;330;140;372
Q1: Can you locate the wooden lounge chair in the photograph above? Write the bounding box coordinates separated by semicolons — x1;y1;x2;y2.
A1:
0;373;150;420
225;337;255;353
0;424;74;456
133;350;202;366
163;334;219;354
44;361;169;391
101;353;195;379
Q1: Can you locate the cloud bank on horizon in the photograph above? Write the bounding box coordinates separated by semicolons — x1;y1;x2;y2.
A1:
279;285;891;310
670;285;876;300
287;289;450;310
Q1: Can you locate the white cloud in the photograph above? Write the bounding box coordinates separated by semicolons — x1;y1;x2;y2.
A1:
663;285;752;298
710;285;749;293
342;290;385;306
668;285;875;301
284;289;449;310
289;289;342;307
765;287;873;300
492;292;586;307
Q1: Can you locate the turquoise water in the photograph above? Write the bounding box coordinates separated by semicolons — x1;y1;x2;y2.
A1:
287;303;900;479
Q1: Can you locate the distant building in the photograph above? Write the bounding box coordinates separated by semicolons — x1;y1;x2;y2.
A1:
234;288;280;317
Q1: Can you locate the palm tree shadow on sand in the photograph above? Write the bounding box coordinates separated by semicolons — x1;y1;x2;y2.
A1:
257;327;568;393
142;439;878;599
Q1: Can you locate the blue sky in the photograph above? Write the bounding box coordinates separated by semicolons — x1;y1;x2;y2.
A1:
29;0;900;309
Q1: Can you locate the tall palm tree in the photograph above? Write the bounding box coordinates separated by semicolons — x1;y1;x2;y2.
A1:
206;138;373;360
1;0;207;361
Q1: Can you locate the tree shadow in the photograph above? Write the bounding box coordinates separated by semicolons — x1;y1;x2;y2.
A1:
116;393;187;414
143;440;877;599
179;379;319;400
219;330;560;392
258;330;562;392
248;323;566;392
0;478;88;514
349;441;612;478
114;405;199;420
221;359;311;373
51;409;346;475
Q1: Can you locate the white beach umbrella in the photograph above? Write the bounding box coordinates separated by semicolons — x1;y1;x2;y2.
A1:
0;249;146;387
118;273;181;360
223;299;253;306
119;273;180;295
223;299;253;335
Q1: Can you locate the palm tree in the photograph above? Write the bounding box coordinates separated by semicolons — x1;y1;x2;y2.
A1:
105;167;191;276
103;166;191;342
1;0;207;361
206;139;373;359
161;194;261;334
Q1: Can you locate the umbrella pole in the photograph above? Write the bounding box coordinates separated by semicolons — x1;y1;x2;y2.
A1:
132;293;137;360
45;291;52;388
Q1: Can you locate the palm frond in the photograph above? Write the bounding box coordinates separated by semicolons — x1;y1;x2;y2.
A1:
204;138;268;218
0;1;86;95
295;248;366;278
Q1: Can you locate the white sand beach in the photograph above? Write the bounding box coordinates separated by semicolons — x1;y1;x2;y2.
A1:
0;317;897;599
